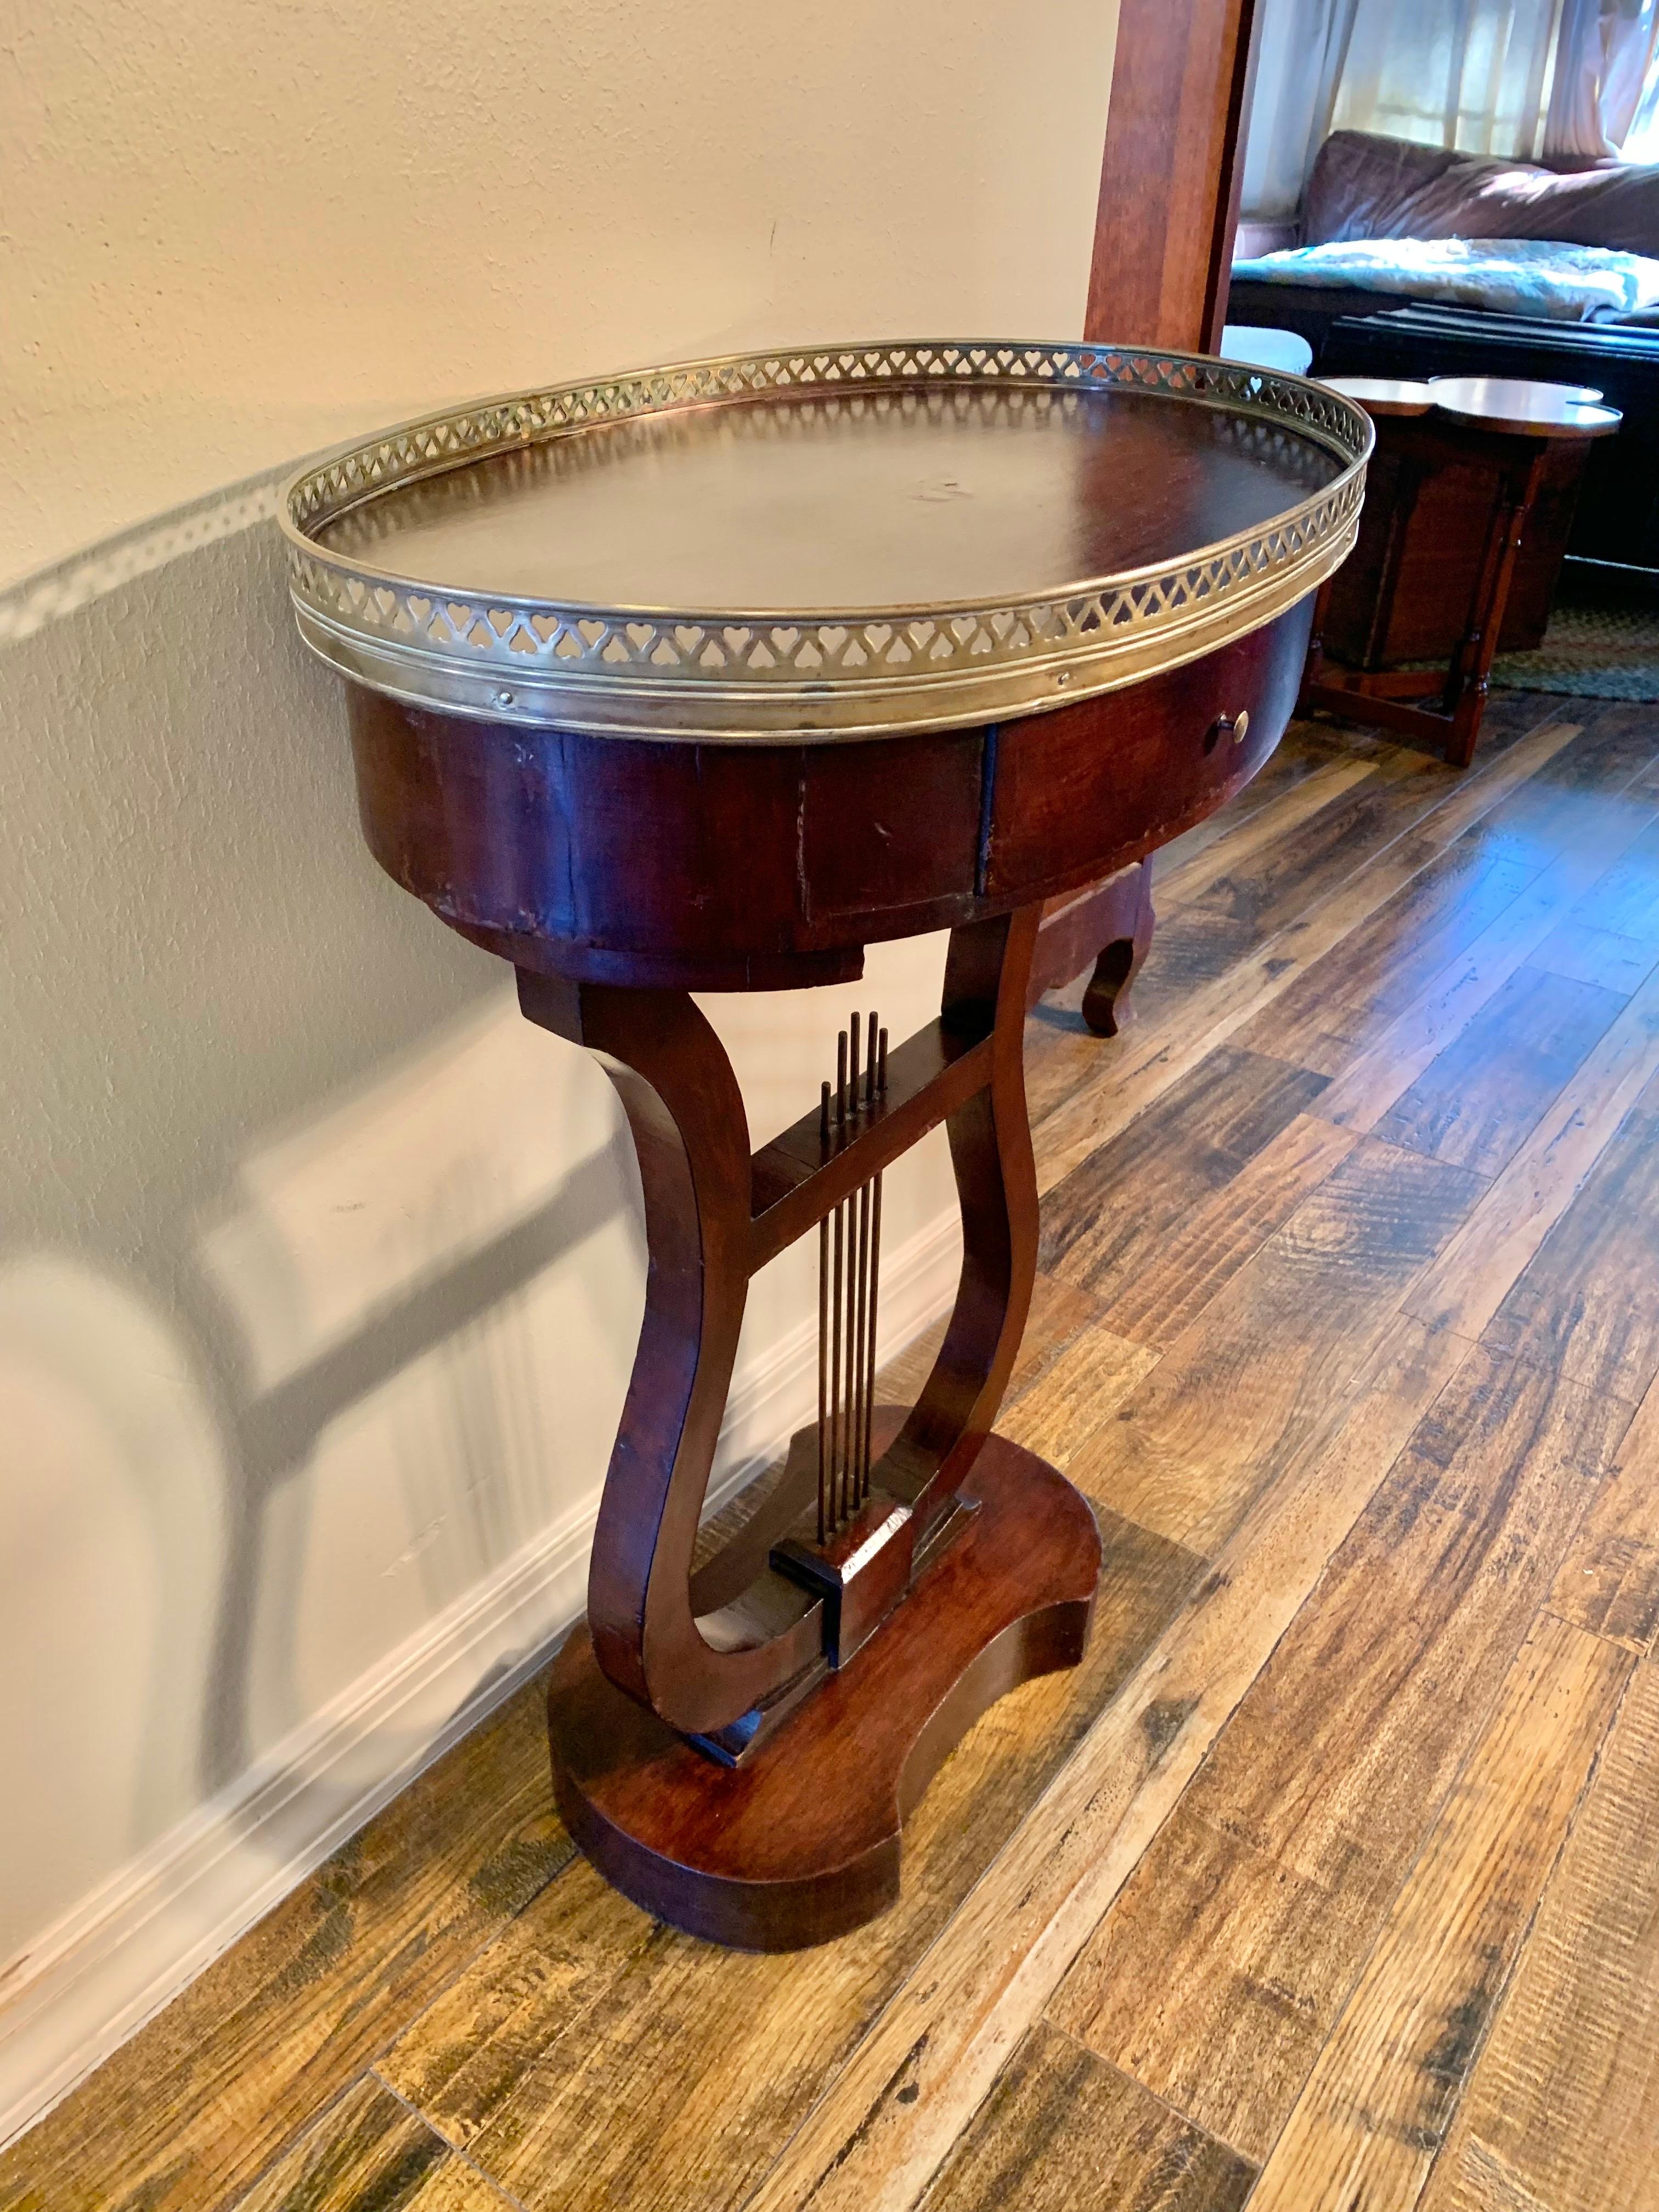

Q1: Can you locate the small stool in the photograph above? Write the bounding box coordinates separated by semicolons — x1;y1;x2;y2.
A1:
1300;375;1620;766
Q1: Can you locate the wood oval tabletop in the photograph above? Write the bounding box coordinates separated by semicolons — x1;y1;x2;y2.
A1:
315;382;1343;613
281;345;1370;739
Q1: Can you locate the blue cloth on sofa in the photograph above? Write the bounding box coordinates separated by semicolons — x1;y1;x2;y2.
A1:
1232;235;1659;323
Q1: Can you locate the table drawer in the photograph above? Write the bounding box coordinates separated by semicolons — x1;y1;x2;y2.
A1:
983;599;1313;902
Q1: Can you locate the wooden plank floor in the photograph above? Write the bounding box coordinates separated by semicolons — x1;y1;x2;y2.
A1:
10;692;1659;2212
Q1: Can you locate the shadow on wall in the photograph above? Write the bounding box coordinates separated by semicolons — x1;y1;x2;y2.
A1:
0;495;647;1963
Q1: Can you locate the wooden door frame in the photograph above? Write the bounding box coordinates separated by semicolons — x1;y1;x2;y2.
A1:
1085;0;1262;353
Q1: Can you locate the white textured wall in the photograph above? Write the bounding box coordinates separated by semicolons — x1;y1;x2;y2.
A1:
2;0;1119;584
0;0;1119;2133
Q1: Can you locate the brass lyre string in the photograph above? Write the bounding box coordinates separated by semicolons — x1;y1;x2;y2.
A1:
847;1011;864;1527
817;1079;831;1544
853;1172;869;1506
816;1011;890;1537
862;1017;884;1503
831;1031;847;1528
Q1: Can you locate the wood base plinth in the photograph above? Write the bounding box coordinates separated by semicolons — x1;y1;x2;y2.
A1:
547;1435;1101;1950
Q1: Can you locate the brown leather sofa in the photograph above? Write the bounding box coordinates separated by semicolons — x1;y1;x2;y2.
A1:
1228;131;1659;567
1297;129;1659;261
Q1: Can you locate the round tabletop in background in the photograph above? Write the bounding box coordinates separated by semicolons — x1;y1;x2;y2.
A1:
1327;372;1620;440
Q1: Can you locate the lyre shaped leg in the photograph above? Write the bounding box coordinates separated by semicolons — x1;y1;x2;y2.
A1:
521;899;1053;1742
516;973;823;1739
528;902;1100;1948
889;905;1042;1523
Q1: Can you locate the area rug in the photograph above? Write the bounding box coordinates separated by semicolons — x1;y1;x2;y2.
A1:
1491;569;1659;701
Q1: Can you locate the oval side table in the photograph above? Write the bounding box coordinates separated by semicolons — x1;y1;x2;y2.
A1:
282;340;1370;1948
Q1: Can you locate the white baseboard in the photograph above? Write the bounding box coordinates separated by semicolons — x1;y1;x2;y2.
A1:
0;1205;962;2151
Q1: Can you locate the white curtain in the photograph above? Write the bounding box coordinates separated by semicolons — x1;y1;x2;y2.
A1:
1240;0;1659;221
1238;0;1371;220
1240;0;1363;221
1545;0;1659;156
1331;0;1565;159
1242;0;1566;218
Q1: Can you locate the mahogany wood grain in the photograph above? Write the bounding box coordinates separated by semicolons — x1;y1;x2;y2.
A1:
895;907;1044;1523
515;903;1048;1767
545;1429;1100;1950
1085;0;1261;352
1032;862;1156;1037
988;613;1309;901
749;1023;990;1266
317;374;1331;613
1314;420;1552;670
345;604;1310;994
511;974;823;1739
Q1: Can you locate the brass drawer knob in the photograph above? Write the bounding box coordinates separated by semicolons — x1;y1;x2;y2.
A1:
1205;708;1250;753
